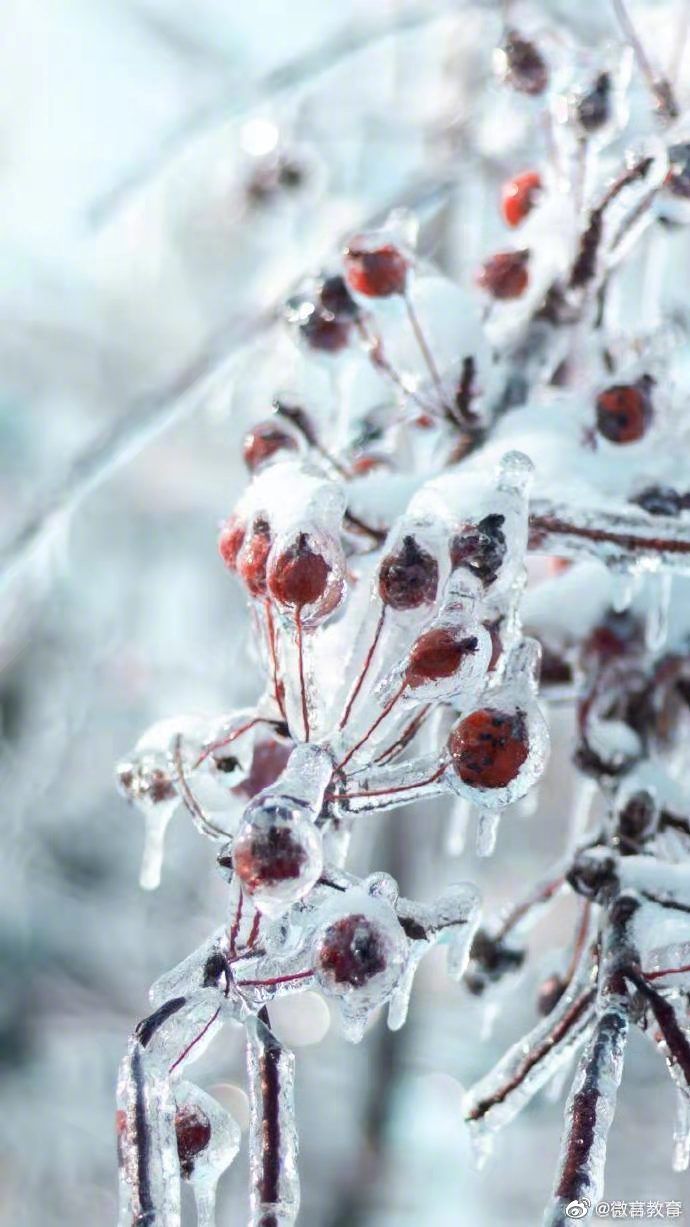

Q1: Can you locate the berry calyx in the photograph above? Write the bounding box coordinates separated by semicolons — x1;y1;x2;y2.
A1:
344;241;408;298
450;514;507;586
237;517;272;597
448;707;529;789
496;30;549;96
501;171;542;227
315;913;386;989
595;376;654;444
218;515;246;572
243;422;298;472
378;535;439;610
175;1105;212;1179
405;627;479;689
268;532;339;618
476;250;529;300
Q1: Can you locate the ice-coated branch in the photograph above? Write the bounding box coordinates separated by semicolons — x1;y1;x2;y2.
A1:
246;1009;300;1227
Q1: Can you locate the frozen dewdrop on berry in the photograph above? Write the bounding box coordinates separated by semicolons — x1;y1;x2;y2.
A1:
232;796;323;917
378;533;439;611
476;250;529;300
243;422;299;473
450;516;508;589
237;516;273;597
268;530;344;625
218;515;246;571
494;29;549;96
343;234;409;299
501;171;542;227
595;375;654;444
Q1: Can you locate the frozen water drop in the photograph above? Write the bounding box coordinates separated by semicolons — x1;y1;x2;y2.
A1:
476;809;501;858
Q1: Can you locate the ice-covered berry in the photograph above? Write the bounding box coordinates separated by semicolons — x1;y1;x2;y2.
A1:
344;241;408;298
243;422;298;472
450;514;507;586
495;30;548;96
501;170;542;227
232;799;323;915
595;376;654;444
448;708;529;789
378;535;439;610
218;515;246;572
175;1105;212;1179
476;250;529;300
405;627;479;689
268;532;342;621
237;517;272;597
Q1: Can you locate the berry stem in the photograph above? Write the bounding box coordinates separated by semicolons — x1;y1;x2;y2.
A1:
371;703;432;766
610;0;679;119
403;290;448;412
339;607;386;730
264;602;287;720
336;680;407;772
326;761;446;803
172;736;232;840
236;969;314;989
168;1007;221;1074
295;609;310;742
194;716;282;769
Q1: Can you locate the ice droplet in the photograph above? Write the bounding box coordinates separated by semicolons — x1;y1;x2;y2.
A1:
476;808;501;857
140;803;176;891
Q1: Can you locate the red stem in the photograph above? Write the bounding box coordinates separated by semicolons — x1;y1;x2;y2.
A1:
236;969;314;989
336;681;406;772
339;607;386;730
327;761;446;803
296;609;310;742
169;1007;221;1074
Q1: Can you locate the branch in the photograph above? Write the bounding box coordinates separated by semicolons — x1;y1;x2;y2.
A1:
528;500;690;568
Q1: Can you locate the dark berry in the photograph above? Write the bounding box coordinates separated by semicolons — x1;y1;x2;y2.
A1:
405;627;478;689
175;1105;212;1179
595;376;653;444
476;250;529;300
319;274;359;319
631;484;682;516
378;535;439;610
450;514;507;586
316;914;386;988
501;170;542;227
233;823;308;893
497;31;549;96
237;517;272;597
344;242;408;298
268;533;332;611
575;72;611;135
448;708;529;789
566;852;617;900
243;422;297;472
300;306;352;353
618;790;657;845
218;515;246;572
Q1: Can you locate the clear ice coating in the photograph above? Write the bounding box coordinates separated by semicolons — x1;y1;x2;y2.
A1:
111;9;690;1220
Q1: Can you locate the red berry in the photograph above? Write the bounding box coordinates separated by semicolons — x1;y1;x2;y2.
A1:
232;820;310;893
218;516;246;572
316;914;386;988
302;307;352;353
448;708;529;789
268;533;334;613
476;250;529;300
501;171;542;227
344;242;408;298
450;514;507;586
237;517;272;597
595;377;653;444
175;1106;212;1179
243;422;297;472
497;31;549;96
378;535;439;611
405;627;479;689
234;738;293;800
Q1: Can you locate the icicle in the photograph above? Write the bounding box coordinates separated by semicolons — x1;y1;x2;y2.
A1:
611;567;638;613
476;808;501;857
446;795;472;855
140;805;175;891
246;1012;300;1227
645;570;672;653
672;1089;690;1173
